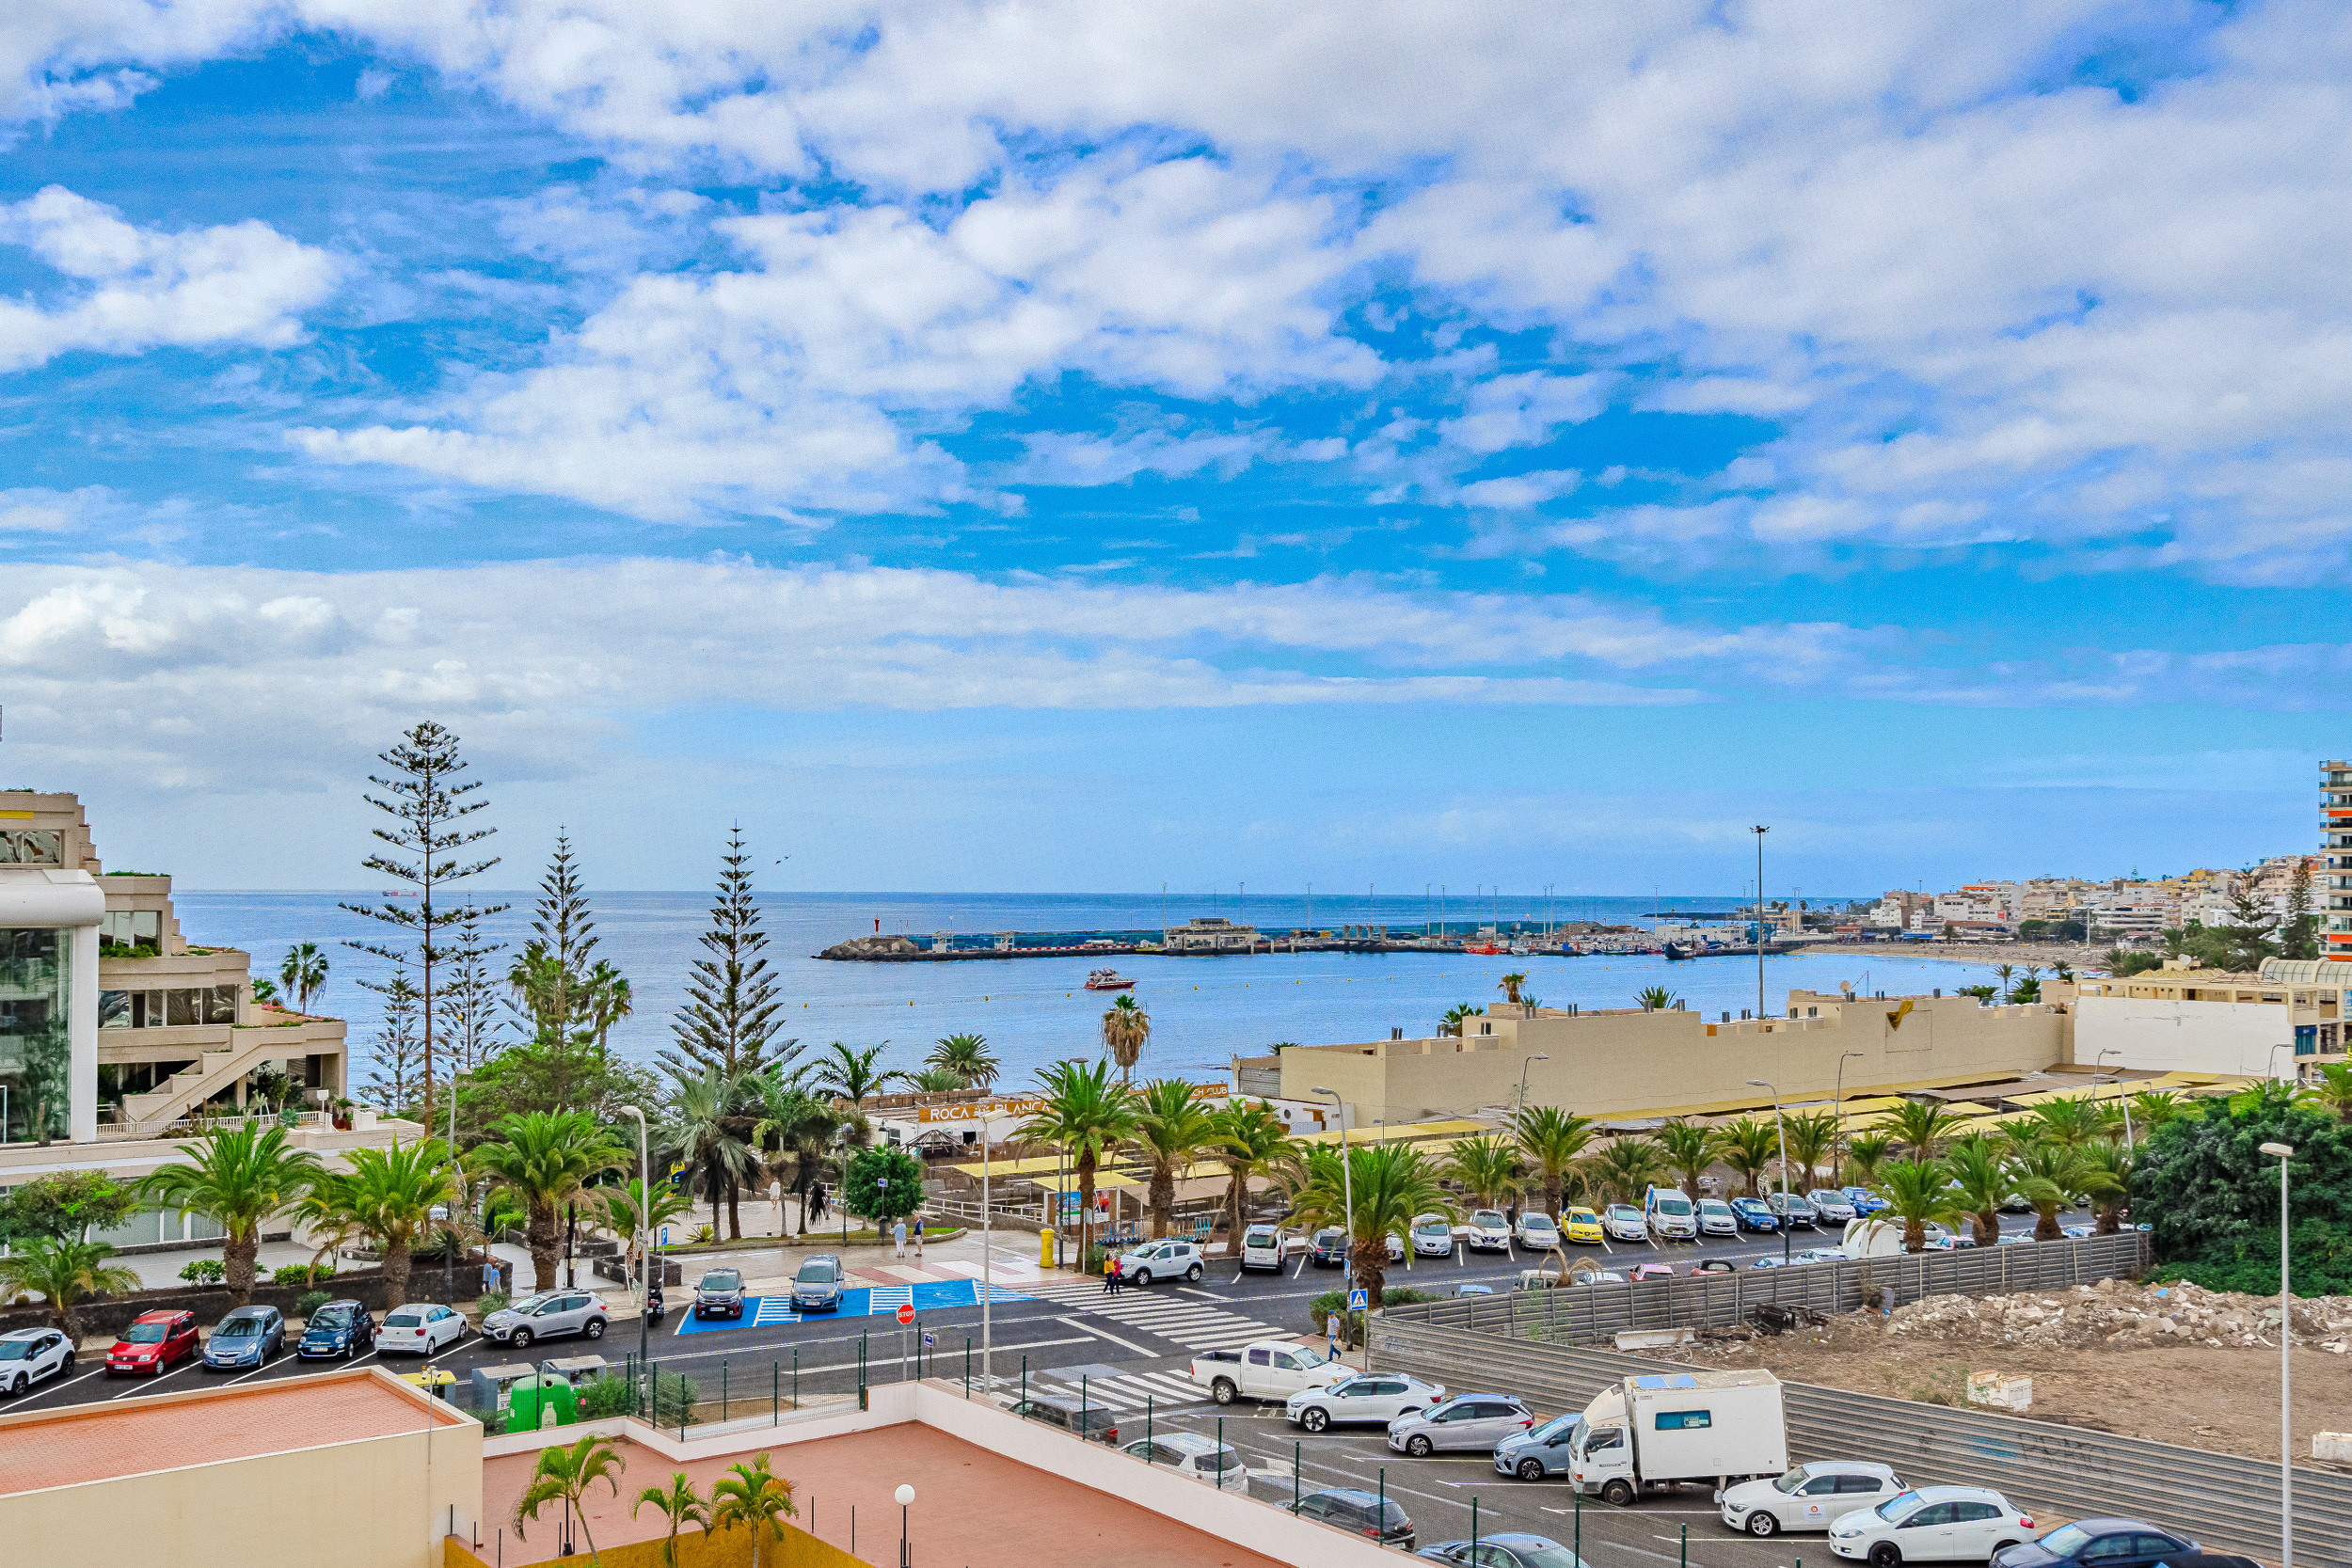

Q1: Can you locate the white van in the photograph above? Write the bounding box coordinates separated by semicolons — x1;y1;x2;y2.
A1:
1643;1185;1699;1242
1240;1223;1287;1273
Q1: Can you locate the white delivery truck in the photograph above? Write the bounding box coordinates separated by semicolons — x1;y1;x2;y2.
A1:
1567;1369;1788;1506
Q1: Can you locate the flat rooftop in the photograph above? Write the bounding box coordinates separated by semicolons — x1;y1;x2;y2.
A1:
0;1368;469;1497
483;1423;1291;1568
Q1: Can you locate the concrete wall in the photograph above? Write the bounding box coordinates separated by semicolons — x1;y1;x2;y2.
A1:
2074;995;2296;1078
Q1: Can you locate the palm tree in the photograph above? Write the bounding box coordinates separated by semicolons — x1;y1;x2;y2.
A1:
1101;993;1152;1084
1880;1101;1963;1162
1208;1100;1301;1256
333;1137;456;1308
1941;1140;2010;1246
2079;1142;2134;1233
2007;1141;2085;1242
1871;1161;1965;1253
1584;1137;1670;1206
749;1073;842;1236
582;961;634;1056
2051;961;2075;982
278;942;329;1014
633;1474;710;1568
1019;1060;1140;1269
2022;1095;2106;1149
0;1236;139;1341
1438;1004;1484;1037
1782;1111;1840;1193
710;1454;797;1568
2129;1089;2187;1131
928;1033;999;1090
811;1041;898;1109
470;1110;624;1291
1712;1117;1781;1196
665;1067;761;1241
1441;1134;1526;1211
2302;1062;2352;1124
1287;1143;1454;1311
905;1067;967;1093
1993;962;2016;1001
1132;1078;1219;1239
1633;985;1677;1011
1497;972;1528;1006
514;1433;627;1568
595;1179;693;1260
1512;1105;1596;1218
137;1119;325;1305
1654;1119;1716;1202
1842;1132;1893;1187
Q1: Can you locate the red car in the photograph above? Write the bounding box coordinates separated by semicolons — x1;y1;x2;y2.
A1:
107;1309;199;1375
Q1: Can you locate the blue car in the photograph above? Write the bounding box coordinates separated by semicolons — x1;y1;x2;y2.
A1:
1727;1196;1780;1233
1841;1185;1889;1215
1991;1518;2196;1568
296;1300;375;1359
203;1306;285;1370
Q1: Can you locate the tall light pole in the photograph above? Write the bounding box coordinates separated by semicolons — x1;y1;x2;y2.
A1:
1516;1053;1550;1118
1833;1052;1864;1186
620;1105;649;1372
2261;1138;2296;1568
980;1114;993;1391
2092;1049;2136;1148
1749;1078;1791;1264
444;1070;463;1307
1752;826;1770;1024
1314;1086;1355;1311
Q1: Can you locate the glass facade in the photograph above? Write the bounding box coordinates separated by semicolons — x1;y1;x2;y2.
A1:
0;927;71;1142
98;984;239;1028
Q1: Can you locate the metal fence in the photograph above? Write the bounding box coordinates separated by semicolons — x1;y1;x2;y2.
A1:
1382;1231;2153;1341
1370;1238;2346;1564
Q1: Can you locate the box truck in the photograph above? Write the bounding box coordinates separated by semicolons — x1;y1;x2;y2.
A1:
1567;1369;1788;1505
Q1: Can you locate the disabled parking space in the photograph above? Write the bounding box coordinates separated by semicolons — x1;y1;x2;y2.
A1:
671;1278;1033;1335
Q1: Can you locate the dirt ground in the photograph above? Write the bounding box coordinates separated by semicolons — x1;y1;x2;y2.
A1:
1656;1308;2350;1465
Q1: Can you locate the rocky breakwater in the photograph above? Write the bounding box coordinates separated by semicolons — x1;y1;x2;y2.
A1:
816;933;926;960
1887;1276;2352;1353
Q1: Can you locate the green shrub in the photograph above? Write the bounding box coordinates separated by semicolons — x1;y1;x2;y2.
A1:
271;1263;332;1287
2136;1097;2352;1296
476;1291;510;1315
179;1259;226;1286
578;1373;634;1419
648;1369;701;1428
1307;1285;1438;1348
294;1291;331;1320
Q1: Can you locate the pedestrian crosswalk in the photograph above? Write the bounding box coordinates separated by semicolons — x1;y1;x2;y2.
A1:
1030;1367;1213;1412
1011;1276;1285;1351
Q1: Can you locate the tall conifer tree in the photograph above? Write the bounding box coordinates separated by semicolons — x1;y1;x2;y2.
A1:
665;827;793;1079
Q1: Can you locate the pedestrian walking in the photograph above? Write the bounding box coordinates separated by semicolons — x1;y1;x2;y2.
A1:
1102;1253;1119;1295
893;1217;908;1259
914;1215;924;1259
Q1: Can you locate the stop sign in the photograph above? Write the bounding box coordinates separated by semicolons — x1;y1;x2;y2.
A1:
896;1302;915;1325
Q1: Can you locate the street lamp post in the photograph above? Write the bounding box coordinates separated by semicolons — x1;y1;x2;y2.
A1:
895;1482;914;1568
1752;826;1770;1024
2261;1139;2296;1568
1748;1079;1791;1264
2091;1050;2136;1148
619;1105;649;1373
1314;1086;1355;1324
1516;1053;1550;1118
980;1117;993;1393
1833;1052;1863;1186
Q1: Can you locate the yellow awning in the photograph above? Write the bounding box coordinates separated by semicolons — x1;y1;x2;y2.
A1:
1024;1170;1144;1193
948;1155;1066;1178
1292;1117;1493;1147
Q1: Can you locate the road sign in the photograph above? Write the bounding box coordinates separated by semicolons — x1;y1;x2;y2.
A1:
659;1227;669;1246
896;1302;916;1325
1347;1288;1368;1309
922;1331;934;1348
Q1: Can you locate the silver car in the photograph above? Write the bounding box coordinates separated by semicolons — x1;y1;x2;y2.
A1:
1118;1239;1204;1285
482;1289;607;1349
1286;1372;1446;1433
1721;1460;1904;1538
791;1254;846;1311
1806;1189;1860;1225
1386;1393;1532;1457
1494;1410;1585;1480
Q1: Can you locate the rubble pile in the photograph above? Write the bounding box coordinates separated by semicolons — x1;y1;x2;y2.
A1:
1885;1277;2352;1353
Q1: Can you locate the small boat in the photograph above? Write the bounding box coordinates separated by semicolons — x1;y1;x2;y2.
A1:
1084;969;1136;991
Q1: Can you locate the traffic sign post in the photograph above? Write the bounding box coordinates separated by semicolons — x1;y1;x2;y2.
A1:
1346;1288;1368;1310
896;1302;916;1324
898;1302;916;1386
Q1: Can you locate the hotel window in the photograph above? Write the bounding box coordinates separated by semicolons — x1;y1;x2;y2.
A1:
100;909;162;953
0;831;62;865
0;927;70;1142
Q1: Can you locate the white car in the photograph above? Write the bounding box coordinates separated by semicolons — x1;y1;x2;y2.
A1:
1600;1204;1648;1243
1239;1224;1286;1273
1514;1212;1561;1249
1720;1461;1906;1538
1792;1246;1851;1265
1466;1210;1513;1251
1828;1486;2038;1564
1807;1190;1861;1225
1125;1431;1247;1484
1118;1239;1205;1285
1697;1197;1739;1236
377;1303;468;1356
1411;1215;1455;1257
1385;1231;1406;1262
0;1326;74;1396
1285;1371;1446;1433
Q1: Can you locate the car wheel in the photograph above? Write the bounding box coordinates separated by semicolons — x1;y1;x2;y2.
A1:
584;1318;605;1339
1133;1270;1152;1286
1746;1513;1778;1537
61;1352;73;1371
511;1328;534;1349
1185;1263;1203;1282
1212;1378;1237;1405
1406;1435;1434;1458
1517;1459;1546;1481
1867;1544;1901;1568
1601;1480;1635;1507
1301;1407;1329;1433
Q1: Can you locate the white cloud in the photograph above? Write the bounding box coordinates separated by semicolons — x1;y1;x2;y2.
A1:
1437;372;1613;454
0;185;339;371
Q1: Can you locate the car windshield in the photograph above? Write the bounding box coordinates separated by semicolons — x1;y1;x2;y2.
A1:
1197;1447;1241;1472
2035;1525;2090;1554
124;1322;172;1343
308;1307;352;1329
1700;1200;1731;1212
385;1311;422;1327
1510;1545;1586;1568
217;1318;263;1338
1288;1343;1329;1366
796;1262;836;1284
0;1340;38;1359
511;1293;559;1313
699;1272;741;1291
1315;1228;1343;1244
1529;1413;1581;1443
1609;1206;1638;1218
1773;1465;1815;1494
1415;1220;1449;1234
1246;1227;1278;1243
1652;1196;1692;1214
1522;1216;1556;1231
1471;1211;1504;1225
1873;1493;1923;1522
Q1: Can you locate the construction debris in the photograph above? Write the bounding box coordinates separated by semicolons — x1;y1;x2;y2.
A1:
1884;1277;2352;1353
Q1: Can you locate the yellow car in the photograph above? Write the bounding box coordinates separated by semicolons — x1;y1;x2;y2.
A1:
1563;1207;1605;1244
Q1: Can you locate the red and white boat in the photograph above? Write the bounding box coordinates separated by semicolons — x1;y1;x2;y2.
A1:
1084;968;1136;991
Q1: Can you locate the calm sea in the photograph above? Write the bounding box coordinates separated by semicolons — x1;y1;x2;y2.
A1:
172;891;1999;1092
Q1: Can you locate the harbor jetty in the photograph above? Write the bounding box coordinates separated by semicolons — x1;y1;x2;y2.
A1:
815;914;1650;961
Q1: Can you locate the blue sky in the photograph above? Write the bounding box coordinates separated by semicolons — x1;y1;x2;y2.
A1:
0;2;2343;893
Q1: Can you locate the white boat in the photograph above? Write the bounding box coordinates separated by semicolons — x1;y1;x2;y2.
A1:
1084;969;1136;991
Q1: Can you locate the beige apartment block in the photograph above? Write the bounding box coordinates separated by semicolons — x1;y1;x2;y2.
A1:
1267;990;2072;1125
2075;957;2345;1081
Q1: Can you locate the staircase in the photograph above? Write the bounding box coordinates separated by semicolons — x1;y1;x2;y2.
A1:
118;1030;300;1131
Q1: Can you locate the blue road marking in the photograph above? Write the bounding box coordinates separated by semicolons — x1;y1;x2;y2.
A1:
672;1278;1034;1335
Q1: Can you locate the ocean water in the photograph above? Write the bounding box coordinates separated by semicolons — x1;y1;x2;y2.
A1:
172;891;2001;1092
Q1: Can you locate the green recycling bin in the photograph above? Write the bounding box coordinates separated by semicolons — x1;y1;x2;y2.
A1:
504;1372;578;1434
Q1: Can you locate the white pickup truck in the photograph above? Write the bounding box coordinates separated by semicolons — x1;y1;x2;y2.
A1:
1188;1340;1348;1405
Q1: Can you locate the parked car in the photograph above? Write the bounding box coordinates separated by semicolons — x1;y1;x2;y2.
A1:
1411;1214;1456;1257
1293;1488;1414;1549
1729;1196;1781;1232
1386;1393;1533;1457
1515;1212;1561;1250
1644;1186;1699;1242
1007;1392;1120;1443
0;1326;74;1394
1999;1191;2035;1213
378;1302;469;1355
202;1306;285;1370
1124;1431;1245;1482
1600;1204;1647;1243
1720;1461;1905;1538
481;1289;605;1349
693;1268;747;1320
1286;1371;1446;1432
1828;1486;2037;1564
1420;1535;1586;1568
1494;1411;1586;1480
1997;1232;2036;1245
1629;1261;1676;1280
1240;1223;1287;1272
1807;1189;1860;1225
1842;1185;1889;1215
1751;1256;1788;1269
1792;1246;1850;1265
1989;1519;2199;1568
791;1254;847;1310
1386;1231;1407;1262
1119;1239;1205;1284
1190;1339;1344;1404
1692;1258;1738;1274
1466;1210;1513;1252
1563;1207;1605;1244
1310;1227;1350;1267
1696;1197;1740;1236
109;1308;199;1375
1767;1192;1820;1230
295;1301;375;1360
